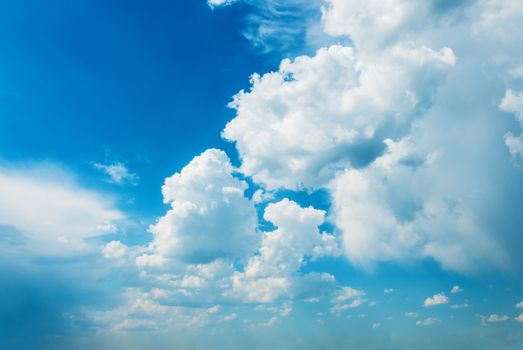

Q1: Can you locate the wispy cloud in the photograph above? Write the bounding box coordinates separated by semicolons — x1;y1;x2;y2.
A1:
93;162;139;186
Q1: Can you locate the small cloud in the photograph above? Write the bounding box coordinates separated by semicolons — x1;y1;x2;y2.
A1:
331;286;366;313
384;288;394;294
222;313;237;322
451;285;464;294
372;322;381;329
207;305;220;314
207;0;237;8
487;314;509;322
405;312;418;318
515;314;523;323
102;240;128;259
93;162;139;186
451;303;470;309
416;317;439;326
252;189;275;204
516;301;523;309
423;293;449;307
304;297;320;303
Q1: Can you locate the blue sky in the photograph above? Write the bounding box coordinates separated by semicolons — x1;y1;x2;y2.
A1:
1;0;523;349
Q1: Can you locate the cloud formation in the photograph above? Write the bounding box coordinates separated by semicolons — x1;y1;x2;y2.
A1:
223;44;455;190
137;149;258;267
93;162;139;186
487;314;509;322
0;163;123;255
423;293;449;307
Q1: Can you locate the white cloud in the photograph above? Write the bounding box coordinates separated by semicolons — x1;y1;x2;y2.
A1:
516;301;523;308
472;0;523;47
251;189;275;204
103;241;128;259
93;162;138;186
384;288;394;294
500;89;523;158
405;312;418;318
516;313;523;323
0;163;123;255
487;314;509;322
330;286;366;312
231;198;339;302
330;136;509;272
322;0;428;50
223;43;455;190
451;285;464;294
207;0;237;8
423;293;449;307
372;322;381;329
416;317;439;326
137;149;259;267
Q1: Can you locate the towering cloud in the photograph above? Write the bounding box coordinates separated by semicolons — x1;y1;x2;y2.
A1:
137;149;259;267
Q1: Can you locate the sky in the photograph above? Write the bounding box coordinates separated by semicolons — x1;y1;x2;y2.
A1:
1;0;523;349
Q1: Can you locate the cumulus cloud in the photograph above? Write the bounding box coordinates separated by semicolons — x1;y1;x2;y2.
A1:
0;163;123;255
93;162;138;186
137;149;259;267
321;0;428;49
516;314;523;323
231;198;339;302
208;0;523;275
423;293;449;307
487;314;509;322
223;44;455;190
516;301;523;308
330;135;510;272
102;241;128;259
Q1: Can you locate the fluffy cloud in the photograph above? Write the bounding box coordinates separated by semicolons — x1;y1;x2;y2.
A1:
423;293;449;307
0;163;123;255
102;241;128;259
516;314;523;323
330;136;509;272
231;198;338;302
137;149;258;267
223;44;455;190
500;89;523;159
137;149;259;267
322;0;425;49
487;314;509;322
516;301;523;308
